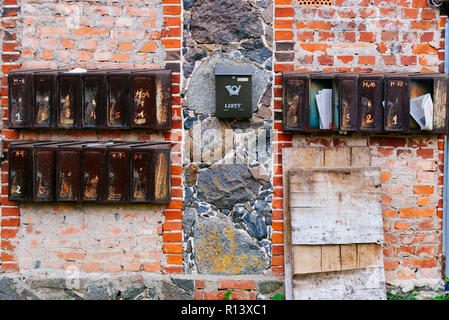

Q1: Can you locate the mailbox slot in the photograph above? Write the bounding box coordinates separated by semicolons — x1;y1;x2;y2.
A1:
359;74;384;132
336;73;359;132
33;141;77;202
57;72;83;129
107;70;130;129
8;141;37;201
8;70;34;128
130;142;172;204
56;143;85;201
215;66;253;119
82;70;108;128
384;74;410;132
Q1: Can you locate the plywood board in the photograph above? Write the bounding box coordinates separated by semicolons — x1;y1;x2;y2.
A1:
289;167;383;245
293;245;321;274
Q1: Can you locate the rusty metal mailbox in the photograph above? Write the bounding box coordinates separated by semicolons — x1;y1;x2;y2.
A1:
129;69;172;129
82;70;108;128
56;142;85;201
384;74;410;132
215;66;252;119
8;141;38;201
130;142;171;204
336;73;359;132
81;142;121;202
408;73;449;134
359;73;384;132
57;71;83;129
282;72;337;132
8;70;34;128
104;143;136;203
106;70;130;129
33;70;62;129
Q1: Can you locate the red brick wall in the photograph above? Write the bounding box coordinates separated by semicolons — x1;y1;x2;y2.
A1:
274;0;446;285
0;0;183;275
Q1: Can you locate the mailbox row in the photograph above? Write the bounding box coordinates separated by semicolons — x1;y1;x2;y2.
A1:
8;140;171;204
282;71;449;134
8;68;172;130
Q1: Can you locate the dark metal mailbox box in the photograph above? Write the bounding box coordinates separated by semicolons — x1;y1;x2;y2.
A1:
55;142;85;201
359;73;384;132
215;66;252;119
33;141;78;202
81;141;122;202
82;70;108;128
56;71;83;129
8;70;35;129
33;70;63;129
384;74;410;132
282;72;337;132
336;73;359;132
8;141;41;201
104;142;137;203
408;73;449;134
130;142;171;204
107;70;130;129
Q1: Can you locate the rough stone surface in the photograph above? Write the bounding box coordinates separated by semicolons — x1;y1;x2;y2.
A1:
184;163;199;187
190;0;263;44
196;164;262;210
193;210;269;274
186;54;270;115
257;280;284;294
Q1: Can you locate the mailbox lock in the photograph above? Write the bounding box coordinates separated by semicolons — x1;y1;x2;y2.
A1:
288;102;292;106
60;173;64;177
37;172;42;178
84;172;89;178
86;99;90;103
11;171;15;177
11;98;17;103
109;172;114;178
61;99;65;104
134;173;139;178
110;98;115;103
134;99;139;104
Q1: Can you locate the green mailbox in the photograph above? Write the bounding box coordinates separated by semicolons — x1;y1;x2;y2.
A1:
215;66;252;118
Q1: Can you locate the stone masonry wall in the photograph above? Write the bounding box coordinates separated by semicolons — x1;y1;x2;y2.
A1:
273;0;447;294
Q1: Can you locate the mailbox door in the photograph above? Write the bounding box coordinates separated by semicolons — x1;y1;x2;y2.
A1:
105;149;130;202
432;77;449;134
83;74;106;128
8;145;33;201
154;70;172;129
34;74;55;128
384;76;409;132
359;75;384;132
56;148;81;201
57;75;81;128
150;145;171;204
338;75;359;132
8;73;33;128
282;74;309;131
82;149;105;202
107;74;129;128
130;75;156;128
131;151;151;202
34;148;56;201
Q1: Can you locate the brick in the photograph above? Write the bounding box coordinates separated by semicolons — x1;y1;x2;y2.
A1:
413;185;435;195
218;280;256;290
143;262;161;272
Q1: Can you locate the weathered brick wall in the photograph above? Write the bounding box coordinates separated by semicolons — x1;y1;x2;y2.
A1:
0;0;183;275
273;0;446;292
